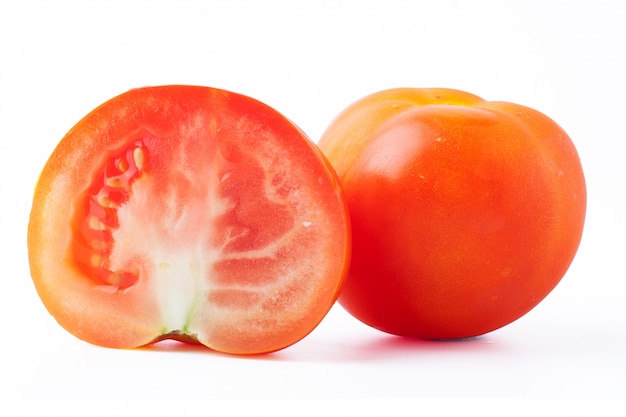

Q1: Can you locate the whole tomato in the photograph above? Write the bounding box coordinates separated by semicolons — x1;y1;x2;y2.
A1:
318;88;586;339
28;85;350;354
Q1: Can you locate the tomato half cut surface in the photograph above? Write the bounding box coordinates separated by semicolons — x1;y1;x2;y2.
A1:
28;85;350;354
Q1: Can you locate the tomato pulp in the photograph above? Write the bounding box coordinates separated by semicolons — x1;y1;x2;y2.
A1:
28;86;350;354
319;88;586;339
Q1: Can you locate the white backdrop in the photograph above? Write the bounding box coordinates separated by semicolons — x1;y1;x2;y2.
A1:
1;0;625;414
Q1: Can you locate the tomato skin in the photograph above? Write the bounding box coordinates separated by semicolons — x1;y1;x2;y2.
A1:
319;88;586;339
28;85;350;354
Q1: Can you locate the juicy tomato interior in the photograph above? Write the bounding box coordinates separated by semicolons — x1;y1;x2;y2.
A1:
28;86;350;354
71;137;148;290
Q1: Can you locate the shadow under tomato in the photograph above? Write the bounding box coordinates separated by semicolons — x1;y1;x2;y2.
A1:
361;334;503;362
137;339;282;360
268;330;510;363
359;333;498;354
133;330;508;363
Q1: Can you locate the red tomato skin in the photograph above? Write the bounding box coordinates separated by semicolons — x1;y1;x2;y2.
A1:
28;86;350;353
319;88;586;339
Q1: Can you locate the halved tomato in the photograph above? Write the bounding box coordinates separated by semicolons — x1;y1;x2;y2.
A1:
28;85;350;354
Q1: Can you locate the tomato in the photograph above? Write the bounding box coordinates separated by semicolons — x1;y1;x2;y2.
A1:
319;88;586;340
28;85;350;354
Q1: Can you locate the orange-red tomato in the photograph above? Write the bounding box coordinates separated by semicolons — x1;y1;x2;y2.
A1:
28;85;350;354
319;88;586;340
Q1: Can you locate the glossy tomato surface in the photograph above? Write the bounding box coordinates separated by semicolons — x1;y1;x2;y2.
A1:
28;85;350;354
319;88;586;340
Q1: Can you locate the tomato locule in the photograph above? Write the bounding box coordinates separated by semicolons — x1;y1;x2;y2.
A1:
28;85;350;354
318;88;586;340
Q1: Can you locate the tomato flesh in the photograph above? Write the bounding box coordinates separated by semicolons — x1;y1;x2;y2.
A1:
71;137;148;289
28;86;350;354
